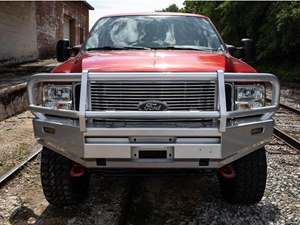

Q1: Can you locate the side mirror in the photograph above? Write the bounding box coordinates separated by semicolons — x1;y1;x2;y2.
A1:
56;40;70;62
226;44;237;56
241;38;255;64
72;45;82;56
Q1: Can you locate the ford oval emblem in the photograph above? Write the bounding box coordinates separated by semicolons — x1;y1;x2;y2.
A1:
138;100;168;111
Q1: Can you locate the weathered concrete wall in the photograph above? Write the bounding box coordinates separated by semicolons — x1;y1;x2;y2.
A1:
0;84;28;121
0;2;38;65
0;59;56;121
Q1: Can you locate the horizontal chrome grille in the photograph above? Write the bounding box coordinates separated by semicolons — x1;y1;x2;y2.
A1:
90;81;216;111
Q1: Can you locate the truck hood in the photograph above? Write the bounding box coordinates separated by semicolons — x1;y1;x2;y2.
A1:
81;50;227;72
53;50;256;73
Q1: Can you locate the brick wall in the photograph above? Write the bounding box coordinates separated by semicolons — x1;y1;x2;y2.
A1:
0;1;91;65
35;1;90;59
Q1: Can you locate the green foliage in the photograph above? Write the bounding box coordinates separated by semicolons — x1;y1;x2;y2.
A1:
162;4;181;12
162;1;300;81
257;63;300;82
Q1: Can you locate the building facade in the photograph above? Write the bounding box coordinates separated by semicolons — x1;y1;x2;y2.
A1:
0;1;93;65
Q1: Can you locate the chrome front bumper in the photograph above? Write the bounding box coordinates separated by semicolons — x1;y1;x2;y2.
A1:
28;70;280;168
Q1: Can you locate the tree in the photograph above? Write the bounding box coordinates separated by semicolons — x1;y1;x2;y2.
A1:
162;4;180;12
181;1;300;80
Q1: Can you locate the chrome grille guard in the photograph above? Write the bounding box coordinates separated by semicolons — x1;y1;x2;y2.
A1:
27;70;280;133
89;80;216;111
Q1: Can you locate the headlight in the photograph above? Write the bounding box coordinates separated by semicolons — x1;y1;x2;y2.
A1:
43;84;73;110
235;84;265;110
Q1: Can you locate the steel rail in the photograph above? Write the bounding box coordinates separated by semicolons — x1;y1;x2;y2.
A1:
265;97;300;151
0;148;42;187
266;98;300;114
274;128;300;151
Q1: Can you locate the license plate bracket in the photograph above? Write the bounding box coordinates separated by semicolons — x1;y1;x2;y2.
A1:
131;147;174;160
139;150;167;159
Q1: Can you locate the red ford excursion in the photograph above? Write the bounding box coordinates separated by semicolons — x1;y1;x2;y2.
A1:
27;13;280;207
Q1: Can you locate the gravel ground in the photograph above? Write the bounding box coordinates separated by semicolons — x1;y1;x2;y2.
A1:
280;86;300;110
0;111;40;177
0;156;130;225
125;139;299;225
267;85;300;110
273;108;300;140
0;138;299;225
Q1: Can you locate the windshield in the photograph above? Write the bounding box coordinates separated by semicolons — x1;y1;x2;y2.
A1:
85;16;224;51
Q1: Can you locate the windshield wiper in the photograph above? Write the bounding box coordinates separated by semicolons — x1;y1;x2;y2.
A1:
86;45;221;52
149;45;219;51
86;46;151;51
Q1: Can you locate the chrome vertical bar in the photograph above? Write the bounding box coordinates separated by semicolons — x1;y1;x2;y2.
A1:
271;75;280;107
217;70;227;132
79;70;88;132
27;79;36;106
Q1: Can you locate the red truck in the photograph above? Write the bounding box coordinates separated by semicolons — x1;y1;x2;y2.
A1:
27;13;280;207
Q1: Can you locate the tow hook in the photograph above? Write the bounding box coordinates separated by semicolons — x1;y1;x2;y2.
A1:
70;164;85;177
219;165;236;179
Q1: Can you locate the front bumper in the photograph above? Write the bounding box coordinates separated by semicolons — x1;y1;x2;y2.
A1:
33;116;273;168
28;70;280;168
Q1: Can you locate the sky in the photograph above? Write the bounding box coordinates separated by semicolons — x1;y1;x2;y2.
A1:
87;0;185;29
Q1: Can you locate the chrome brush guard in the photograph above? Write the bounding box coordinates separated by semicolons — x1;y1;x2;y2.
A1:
27;70;280;168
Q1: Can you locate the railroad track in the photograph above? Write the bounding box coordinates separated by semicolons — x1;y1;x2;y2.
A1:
273;128;300;150
267;98;300;151
266;97;300;114
0;148;41;187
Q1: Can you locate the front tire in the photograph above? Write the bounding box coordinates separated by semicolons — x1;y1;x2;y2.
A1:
218;147;267;204
40;147;90;207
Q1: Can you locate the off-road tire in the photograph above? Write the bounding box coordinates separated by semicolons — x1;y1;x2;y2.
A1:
40;147;90;206
218;147;267;204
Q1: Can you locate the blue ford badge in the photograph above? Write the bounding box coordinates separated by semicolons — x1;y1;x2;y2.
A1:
138;100;168;111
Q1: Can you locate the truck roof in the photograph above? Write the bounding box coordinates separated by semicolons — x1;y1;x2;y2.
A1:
99;12;208;19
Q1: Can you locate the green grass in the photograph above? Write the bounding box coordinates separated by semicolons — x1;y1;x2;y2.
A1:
16;143;29;157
